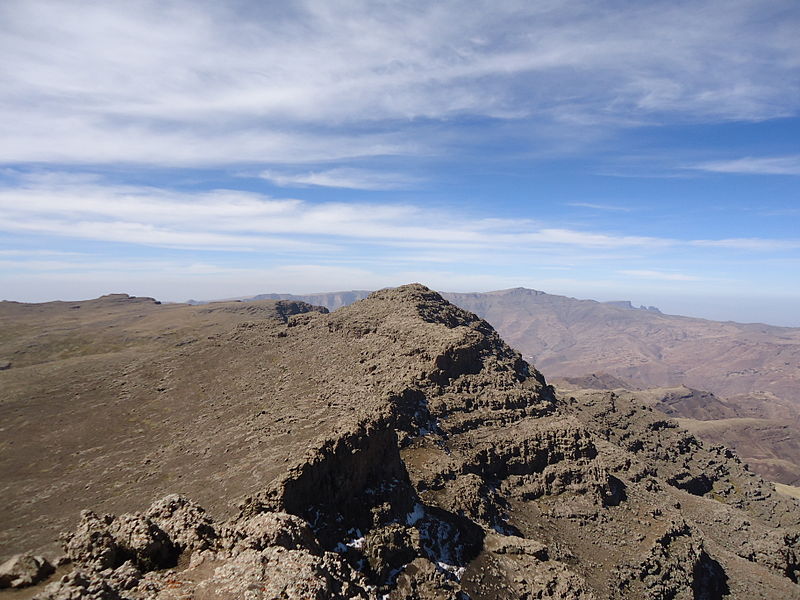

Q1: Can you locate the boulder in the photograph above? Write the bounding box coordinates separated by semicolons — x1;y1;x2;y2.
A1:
145;494;217;552
0;553;54;588
230;511;320;553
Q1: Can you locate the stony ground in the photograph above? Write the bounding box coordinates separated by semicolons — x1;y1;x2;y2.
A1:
1;285;798;598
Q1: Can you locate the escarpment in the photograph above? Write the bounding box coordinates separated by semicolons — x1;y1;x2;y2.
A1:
1;285;799;599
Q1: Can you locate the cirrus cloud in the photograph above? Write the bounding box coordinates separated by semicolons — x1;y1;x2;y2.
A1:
688;155;800;176
1;0;798;166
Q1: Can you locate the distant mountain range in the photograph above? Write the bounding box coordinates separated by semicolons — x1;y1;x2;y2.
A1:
227;286;800;485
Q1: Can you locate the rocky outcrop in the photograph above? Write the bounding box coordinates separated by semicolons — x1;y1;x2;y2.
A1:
0;553;54;589
61;510;178;573
239;417;418;554
144;494;217;553
35;496;370;600
612;520;727;599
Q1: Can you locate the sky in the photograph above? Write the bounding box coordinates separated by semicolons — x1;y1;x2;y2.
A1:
1;1;799;325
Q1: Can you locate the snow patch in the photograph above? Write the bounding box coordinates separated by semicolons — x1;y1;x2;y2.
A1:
333;528;366;553
347;535;366;550
437;561;467;580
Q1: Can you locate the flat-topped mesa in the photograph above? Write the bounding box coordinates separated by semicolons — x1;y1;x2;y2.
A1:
485;287;547;297
84;293;163;306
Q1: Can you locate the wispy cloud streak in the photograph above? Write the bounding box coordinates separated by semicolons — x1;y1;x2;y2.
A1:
689;155;800;175
0;173;675;256
260;168;421;190
1;173;794;259
1;0;797;166
568;202;632;211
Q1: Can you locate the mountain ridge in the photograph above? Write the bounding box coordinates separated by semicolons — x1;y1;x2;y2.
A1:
1;285;799;598
219;287;800;487
224;286;799;407
214;286;797;328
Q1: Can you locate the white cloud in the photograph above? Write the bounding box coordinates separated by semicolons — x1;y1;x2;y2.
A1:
688;155;800;175
0;216;330;252
0;255;630;305
0;173;677;252
1;0;797;166
0;258;186;272
1;172;797;310
518;228;672;248
567;202;632;211
260;168;420;190
3;173;795;259
0;249;85;256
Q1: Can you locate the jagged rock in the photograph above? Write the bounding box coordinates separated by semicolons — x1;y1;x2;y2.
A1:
566;389;800;523
462;540;593;600
230;511;320;553
390;557;462;599
44;501;372;599
0;553;54;588
612;521;727;600
190;547;371;600
364;523;420;582
521;562;596;600
435;473;505;526
744;529;800;583
104;561;142;591
145;494;217;552
34;570;122;600
241;419;416;549
61;510;176;573
61;512;120;571
109;513;176;571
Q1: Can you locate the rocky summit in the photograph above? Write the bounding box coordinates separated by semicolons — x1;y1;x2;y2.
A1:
1;284;799;599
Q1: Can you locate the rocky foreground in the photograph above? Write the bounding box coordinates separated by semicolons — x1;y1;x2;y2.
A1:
1;285;799;598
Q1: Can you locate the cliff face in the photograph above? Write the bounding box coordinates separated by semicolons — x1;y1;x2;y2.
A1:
1;285;798;599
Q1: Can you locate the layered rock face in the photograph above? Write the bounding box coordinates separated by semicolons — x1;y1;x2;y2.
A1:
2;285;799;599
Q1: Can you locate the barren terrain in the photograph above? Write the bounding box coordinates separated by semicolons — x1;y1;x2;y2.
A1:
1;286;799;598
244;287;800;485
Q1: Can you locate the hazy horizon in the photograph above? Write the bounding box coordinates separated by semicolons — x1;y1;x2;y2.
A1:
1;1;798;326
5;283;799;328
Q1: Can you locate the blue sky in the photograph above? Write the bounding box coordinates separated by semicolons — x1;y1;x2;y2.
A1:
1;0;799;325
